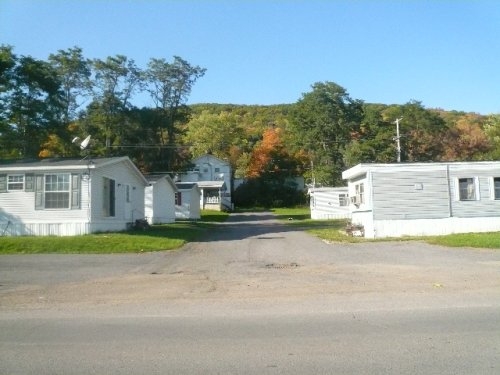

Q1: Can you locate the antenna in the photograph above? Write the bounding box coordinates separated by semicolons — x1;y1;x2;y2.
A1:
80;135;91;150
72;135;92;150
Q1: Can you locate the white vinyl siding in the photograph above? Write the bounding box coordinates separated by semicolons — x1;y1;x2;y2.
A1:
371;169;451;220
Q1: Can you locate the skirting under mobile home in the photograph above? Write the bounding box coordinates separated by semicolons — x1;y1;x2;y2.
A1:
342;161;500;238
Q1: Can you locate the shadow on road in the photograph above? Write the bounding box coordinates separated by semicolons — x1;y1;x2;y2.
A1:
197;212;334;242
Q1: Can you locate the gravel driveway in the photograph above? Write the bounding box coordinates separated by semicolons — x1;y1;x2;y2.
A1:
1;211;499;316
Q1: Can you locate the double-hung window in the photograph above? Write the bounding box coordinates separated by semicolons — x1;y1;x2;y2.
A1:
44;174;71;209
355;183;365;204
34;173;80;210
7;175;24;191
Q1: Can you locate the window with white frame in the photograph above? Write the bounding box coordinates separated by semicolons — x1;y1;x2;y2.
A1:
458;177;477;201
354;183;364;204
44;174;70;208
7;174;24;191
494;177;500;200
34;173;79;210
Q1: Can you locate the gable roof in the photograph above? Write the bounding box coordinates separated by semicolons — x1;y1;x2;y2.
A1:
192;153;230;166
144;174;178;191
175;182;200;192
0;157;149;185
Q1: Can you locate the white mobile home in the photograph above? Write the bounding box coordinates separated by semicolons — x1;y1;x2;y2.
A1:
308;187;350;220
0;157;148;236
342;161;500;238
144;174;177;224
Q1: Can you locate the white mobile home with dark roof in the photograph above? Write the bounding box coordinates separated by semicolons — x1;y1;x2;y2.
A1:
342;161;500;238
0;157;148;236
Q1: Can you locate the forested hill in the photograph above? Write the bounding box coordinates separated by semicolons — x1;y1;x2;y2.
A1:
1;44;498;187
184;95;499;188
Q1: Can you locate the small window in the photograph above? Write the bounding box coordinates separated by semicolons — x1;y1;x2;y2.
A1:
103;177;116;217
175;192;182;206
7;175;24;191
339;194;348;207
494;177;500;200
214;167;220;173
355;183;365;204
458;178;476;201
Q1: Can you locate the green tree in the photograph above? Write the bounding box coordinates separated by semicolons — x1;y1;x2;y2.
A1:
0;45;17;158
343;103;395;166
144;56;206;171
48;46;92;126
90;55;142;154
288;81;363;185
3;54;63;158
40;46;93;157
381;101;446;162
483;114;500;159
184;111;244;160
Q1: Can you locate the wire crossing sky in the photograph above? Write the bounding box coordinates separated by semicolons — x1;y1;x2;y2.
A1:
1;0;499;114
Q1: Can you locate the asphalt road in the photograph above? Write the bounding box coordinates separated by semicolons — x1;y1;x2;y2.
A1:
1;212;500;374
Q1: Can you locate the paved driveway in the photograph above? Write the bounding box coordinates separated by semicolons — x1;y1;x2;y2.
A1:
1;211;499;316
1;212;500;375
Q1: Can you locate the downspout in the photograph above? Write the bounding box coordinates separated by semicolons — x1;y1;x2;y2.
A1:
369;171;375;238
446;164;453;217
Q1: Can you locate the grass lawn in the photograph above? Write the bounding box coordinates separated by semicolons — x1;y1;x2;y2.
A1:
0;210;229;254
272;207;500;249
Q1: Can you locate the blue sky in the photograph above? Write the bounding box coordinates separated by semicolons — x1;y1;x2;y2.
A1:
1;0;499;114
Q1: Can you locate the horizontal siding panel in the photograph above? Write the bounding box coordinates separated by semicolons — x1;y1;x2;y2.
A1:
372;170;450;220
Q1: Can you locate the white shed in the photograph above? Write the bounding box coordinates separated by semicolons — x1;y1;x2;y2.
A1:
144;174;177;225
0;157;148;236
174;182;201;220
309;187;350;220
342;161;500;238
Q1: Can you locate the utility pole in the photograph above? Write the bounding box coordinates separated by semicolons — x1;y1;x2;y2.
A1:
393;117;403;162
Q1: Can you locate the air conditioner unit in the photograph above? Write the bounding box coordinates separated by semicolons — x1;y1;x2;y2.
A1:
350;196;361;206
